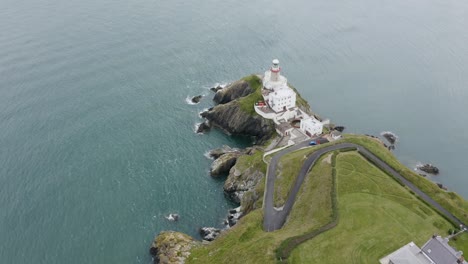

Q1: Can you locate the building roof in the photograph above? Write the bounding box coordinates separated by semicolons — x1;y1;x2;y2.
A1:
421;236;464;264
301;118;321;126
380;237;467;264
379;242;432;264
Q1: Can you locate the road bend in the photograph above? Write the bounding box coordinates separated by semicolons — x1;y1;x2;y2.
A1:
263;142;466;232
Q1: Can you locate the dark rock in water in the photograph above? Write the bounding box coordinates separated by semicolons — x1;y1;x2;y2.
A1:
381;131;398;145
419;173;427;177
196;121;211;134
213;80;254;105
436;183;448;190
191;95;203;104
418;164;440;175
199;227;221;241
334;126;345;132
210;85;223;93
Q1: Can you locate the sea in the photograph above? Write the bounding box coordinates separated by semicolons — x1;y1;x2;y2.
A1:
1;0;468;262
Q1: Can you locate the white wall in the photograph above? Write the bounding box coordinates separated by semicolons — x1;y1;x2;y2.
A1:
269;91;296;112
300;119;323;136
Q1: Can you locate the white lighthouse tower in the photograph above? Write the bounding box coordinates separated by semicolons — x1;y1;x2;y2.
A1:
261;59;297;113
270;59;281;81
263;59;288;91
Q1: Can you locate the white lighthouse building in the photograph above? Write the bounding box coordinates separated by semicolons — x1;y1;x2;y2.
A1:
262;59;297;113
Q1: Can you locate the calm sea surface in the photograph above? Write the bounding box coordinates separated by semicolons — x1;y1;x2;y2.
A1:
1;0;468;262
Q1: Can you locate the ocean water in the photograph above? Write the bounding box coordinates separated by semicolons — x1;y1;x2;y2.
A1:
1;0;468;262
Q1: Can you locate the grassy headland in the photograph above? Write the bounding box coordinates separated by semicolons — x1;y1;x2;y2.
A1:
238;75;263;115
188;135;467;263
289;152;452;263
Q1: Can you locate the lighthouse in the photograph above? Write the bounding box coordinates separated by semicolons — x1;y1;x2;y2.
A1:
261;59;297;113
262;59;287;91
270;59;281;82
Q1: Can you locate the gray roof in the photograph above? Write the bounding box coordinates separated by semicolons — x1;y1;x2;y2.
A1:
421;236;463;264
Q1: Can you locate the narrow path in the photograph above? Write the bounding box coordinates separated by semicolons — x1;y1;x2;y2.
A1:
263;142;467;232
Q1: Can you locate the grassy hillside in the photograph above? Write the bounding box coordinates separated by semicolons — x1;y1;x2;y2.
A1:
274;149;310;207
188;155;334;264
188;135;467;263
340;134;468;225
289;152;452;263
238;75;263;115
449;233;468;255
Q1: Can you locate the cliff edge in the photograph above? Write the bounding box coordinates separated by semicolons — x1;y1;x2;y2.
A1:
201;75;276;143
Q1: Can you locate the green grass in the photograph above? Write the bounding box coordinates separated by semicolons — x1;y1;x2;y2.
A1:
289;152;453;263
274;149;310;207
449;232;468;255
188;136;468;263
340;134;468;225
276;134;468;225
235;150;266;174
276;153;336;260
188;156;334;264
238;75;263;115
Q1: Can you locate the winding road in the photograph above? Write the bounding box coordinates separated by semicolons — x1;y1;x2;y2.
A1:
263;142;467;232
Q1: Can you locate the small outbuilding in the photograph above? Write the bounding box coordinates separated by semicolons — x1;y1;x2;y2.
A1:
379;235;467;264
300;118;323;137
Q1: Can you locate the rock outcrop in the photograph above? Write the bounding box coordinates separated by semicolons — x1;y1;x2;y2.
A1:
149;231;199;264
225;207;242;227
334;126;345;132
213;80;253;105
199;227;222;241
201;102;275;143
381;131;398;145
210;152;241;176
196;121;211;134
191;95;203;104
418;164;440;175
208;145;242;159
210;85;224;93
223;151;266;213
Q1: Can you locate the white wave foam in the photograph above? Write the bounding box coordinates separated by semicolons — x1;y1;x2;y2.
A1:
204;150;214;160
207;82;230;90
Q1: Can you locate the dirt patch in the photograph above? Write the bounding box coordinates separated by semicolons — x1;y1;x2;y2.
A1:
323;153;332;164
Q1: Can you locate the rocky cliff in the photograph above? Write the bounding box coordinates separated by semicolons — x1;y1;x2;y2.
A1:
201;75;276;143
213;79;253;105
149;231;199;264
149;75;301;262
223;150;266;214
201;101;274;143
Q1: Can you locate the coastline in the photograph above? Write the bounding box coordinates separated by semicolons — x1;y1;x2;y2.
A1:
150;72;468;264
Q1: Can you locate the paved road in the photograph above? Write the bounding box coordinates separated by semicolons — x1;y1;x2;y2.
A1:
263;142;467;232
